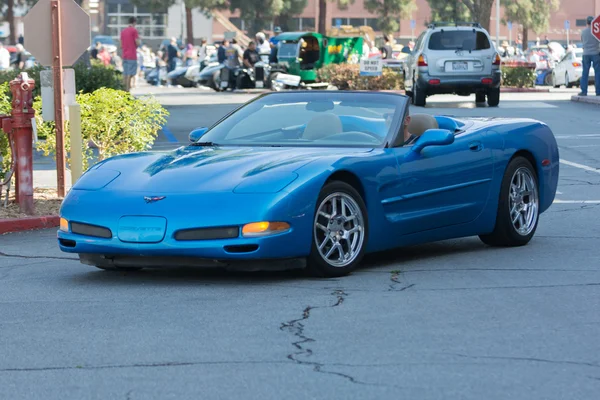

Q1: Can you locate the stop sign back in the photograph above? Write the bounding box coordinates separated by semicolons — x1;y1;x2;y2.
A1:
593;14;600;41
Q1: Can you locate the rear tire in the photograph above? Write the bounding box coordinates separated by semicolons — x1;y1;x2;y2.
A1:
479;157;540;247
413;79;426;107
487;88;500;107
306;182;368;277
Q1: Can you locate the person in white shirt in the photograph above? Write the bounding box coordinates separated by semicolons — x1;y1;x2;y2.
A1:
0;43;11;70
256;32;271;54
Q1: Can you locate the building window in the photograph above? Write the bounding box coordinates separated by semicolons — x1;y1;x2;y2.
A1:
349;18;365;27
365;18;380;31
576;19;587;27
106;4;168;39
331;18;348;27
302;18;315;30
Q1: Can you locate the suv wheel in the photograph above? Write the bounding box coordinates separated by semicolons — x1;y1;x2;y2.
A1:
475;93;486;103
413;79;426;107
487;88;500;107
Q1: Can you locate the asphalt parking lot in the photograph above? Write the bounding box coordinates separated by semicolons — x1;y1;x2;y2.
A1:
1;91;599;399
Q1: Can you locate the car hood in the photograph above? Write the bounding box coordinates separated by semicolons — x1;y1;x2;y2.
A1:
76;146;371;193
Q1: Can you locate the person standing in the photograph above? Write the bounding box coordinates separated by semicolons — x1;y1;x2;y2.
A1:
579;16;600;96
166;38;181;73
120;17;141;92
0;42;10;71
217;39;229;64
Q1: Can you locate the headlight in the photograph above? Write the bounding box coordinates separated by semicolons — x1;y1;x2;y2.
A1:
60;218;69;232
242;221;290;237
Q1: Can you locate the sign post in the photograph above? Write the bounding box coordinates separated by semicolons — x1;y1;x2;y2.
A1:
23;0;90;197
565;20;570;45
507;21;512;45
410;20;416;41
51;0;66;197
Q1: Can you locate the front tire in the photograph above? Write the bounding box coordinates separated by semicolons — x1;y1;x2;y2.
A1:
307;182;368;277
475;92;486;103
479;157;540;247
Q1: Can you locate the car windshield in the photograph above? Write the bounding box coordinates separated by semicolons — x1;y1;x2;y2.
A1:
428;30;491;51
278;42;299;58
198;92;407;147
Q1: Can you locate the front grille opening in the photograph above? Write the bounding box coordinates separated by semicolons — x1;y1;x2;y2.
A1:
224;244;259;253
59;239;77;248
71;222;113;239
175;226;239;241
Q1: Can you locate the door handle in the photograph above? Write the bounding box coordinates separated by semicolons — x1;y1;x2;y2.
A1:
469;141;483;151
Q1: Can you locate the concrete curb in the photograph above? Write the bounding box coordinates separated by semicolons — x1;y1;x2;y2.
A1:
501;87;550;93
571;95;600;105
0;215;60;235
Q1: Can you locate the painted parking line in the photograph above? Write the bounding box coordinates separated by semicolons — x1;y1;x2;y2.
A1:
560;159;600;174
161;126;179;143
553;200;600;204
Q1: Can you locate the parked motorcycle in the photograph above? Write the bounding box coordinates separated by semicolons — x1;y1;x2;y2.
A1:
236;53;271;89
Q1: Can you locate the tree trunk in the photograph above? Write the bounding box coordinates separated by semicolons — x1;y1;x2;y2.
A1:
7;0;15;45
318;0;327;34
475;0;493;33
522;27;528;51
185;6;194;45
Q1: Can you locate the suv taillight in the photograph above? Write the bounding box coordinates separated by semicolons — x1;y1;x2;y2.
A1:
493;53;501;65
418;54;428;67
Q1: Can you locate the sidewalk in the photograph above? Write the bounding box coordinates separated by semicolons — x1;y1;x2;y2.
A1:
33;149;72;190
571;94;600;105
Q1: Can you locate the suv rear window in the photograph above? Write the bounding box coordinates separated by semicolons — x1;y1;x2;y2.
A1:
428;31;491;51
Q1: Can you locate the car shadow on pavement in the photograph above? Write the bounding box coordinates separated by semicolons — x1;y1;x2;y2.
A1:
67;237;493;286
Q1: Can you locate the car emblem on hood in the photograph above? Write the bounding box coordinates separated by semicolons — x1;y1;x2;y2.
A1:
144;196;166;203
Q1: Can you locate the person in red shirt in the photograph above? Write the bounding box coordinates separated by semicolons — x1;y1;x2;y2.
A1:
120;17;141;91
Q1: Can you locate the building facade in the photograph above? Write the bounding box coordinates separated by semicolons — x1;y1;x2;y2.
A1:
98;0;600;47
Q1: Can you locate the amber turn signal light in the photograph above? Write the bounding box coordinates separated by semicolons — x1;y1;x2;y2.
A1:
242;221;290;237
60;218;69;232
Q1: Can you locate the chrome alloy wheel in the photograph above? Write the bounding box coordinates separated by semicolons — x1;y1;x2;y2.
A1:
314;192;365;268
509;167;539;236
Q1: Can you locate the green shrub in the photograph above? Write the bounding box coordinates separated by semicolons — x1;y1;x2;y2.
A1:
36;88;168;171
317;63;404;91
501;66;536;88
0;83;11;183
0;62;123;99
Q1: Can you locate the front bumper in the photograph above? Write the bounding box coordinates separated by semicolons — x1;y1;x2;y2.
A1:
417;70;501;94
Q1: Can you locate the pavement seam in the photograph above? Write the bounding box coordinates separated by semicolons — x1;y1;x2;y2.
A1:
447;352;600;369
0;251;78;261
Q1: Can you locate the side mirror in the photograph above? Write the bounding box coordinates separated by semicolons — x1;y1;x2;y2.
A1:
411;129;454;153
189;127;208;142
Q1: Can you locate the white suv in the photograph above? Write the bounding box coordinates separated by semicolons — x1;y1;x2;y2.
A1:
404;23;502;107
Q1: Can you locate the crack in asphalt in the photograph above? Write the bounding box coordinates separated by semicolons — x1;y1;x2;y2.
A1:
447;353;600;369
416;282;600;292
552;204;600;213
389;270;415;292
279;290;402;388
0;360;292;372
0;251;78;261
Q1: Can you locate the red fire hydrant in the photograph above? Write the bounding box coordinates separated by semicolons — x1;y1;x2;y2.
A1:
1;72;36;215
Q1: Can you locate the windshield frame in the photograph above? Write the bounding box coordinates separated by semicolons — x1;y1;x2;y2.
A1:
191;91;409;149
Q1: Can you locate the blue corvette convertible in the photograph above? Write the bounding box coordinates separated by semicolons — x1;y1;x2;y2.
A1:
58;91;559;277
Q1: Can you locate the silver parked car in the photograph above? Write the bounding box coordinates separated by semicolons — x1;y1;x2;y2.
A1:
404;22;502;107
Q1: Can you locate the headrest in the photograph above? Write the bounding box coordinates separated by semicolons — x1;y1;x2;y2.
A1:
303;113;343;140
407;114;439;136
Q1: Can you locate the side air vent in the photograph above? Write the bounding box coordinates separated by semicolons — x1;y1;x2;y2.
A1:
71;222;113;239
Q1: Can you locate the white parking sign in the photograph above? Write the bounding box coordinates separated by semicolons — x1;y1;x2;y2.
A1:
360;59;383;76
